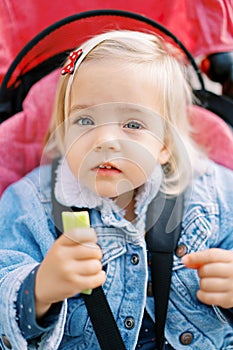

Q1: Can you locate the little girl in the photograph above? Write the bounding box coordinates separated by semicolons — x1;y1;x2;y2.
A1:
0;30;233;350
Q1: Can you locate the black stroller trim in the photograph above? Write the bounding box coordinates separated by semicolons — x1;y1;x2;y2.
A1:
194;90;233;126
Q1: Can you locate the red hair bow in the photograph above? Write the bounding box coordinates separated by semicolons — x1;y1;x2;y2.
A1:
61;49;83;75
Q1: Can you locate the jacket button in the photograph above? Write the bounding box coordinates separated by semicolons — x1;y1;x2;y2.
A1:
147;282;153;296
124;317;135;329
175;244;187;258
131;254;140;265
179;332;193;345
2;335;12;349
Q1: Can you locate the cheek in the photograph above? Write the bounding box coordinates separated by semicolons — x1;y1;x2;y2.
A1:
65;142;87;179
124;138;162;175
64;125;90;155
64;129;94;178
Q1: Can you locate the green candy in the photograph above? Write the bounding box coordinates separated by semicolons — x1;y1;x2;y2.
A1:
62;211;90;231
62;211;92;295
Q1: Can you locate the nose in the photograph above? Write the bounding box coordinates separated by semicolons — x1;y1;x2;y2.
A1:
94;125;121;152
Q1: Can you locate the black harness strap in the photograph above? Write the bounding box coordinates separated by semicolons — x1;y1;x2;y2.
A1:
51;159;183;350
146;193;183;350
83;288;126;350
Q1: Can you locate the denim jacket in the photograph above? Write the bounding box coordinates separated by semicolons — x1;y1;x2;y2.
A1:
0;160;233;350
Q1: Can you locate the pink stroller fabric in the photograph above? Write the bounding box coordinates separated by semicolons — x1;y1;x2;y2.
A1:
0;70;59;195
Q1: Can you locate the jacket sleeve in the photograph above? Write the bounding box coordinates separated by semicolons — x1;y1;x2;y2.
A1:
0;174;67;350
16;265;62;340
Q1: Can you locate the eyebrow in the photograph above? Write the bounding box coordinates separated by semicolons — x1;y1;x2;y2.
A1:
70;104;91;113
70;104;148;114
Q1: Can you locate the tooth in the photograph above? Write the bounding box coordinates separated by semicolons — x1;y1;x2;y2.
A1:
106;166;112;169
99;165;105;168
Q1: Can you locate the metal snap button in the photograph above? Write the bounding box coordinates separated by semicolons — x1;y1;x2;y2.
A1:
2;335;12;349
175;244;187;258
124;317;135;329
131;254;140;265
179;332;194;345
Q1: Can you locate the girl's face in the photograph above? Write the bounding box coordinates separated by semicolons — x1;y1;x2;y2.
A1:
65;61;169;199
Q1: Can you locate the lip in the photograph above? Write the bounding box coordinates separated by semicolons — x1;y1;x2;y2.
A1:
92;162;122;175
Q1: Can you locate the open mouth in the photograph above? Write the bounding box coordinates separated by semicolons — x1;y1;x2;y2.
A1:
93;162;122;174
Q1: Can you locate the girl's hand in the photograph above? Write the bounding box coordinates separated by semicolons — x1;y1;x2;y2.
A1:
35;228;106;318
182;248;233;309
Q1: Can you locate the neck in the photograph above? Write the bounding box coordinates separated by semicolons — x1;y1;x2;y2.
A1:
114;190;136;222
124;198;137;222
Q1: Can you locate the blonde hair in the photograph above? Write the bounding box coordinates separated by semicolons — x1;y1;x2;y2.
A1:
45;30;205;195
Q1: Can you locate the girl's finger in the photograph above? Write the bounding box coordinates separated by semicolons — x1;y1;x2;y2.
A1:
197;290;233;309
182;248;233;269
63;228;97;244
74;259;103;276
197;263;231;278
199;277;230;293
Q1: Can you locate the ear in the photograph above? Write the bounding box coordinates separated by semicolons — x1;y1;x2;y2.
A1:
158;146;170;165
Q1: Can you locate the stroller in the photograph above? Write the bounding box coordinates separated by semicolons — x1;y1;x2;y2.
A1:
0;9;233;196
0;9;233;350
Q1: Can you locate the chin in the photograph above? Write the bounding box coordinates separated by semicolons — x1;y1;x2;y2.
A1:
86;181;134;199
96;190;117;199
83;184;114;198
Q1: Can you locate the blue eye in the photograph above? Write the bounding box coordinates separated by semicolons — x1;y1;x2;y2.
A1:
124;120;143;129
76;117;94;125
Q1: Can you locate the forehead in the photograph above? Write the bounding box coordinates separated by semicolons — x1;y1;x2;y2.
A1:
69;102;162;120
70;60;163;113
